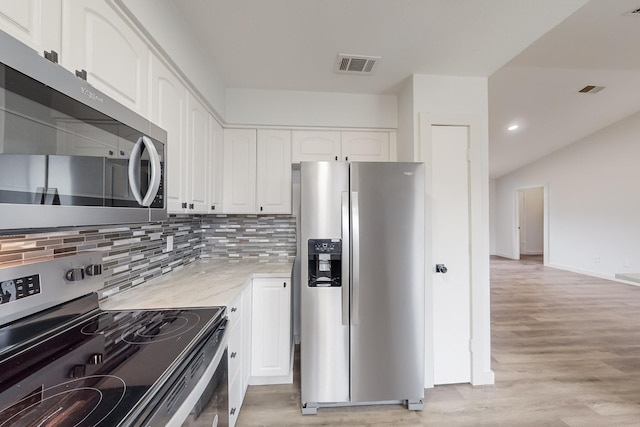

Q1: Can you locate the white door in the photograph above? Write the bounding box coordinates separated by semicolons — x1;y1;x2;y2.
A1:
518;190;525;258
431;125;471;384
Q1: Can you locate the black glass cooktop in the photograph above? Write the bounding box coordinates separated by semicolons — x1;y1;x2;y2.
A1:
0;294;225;426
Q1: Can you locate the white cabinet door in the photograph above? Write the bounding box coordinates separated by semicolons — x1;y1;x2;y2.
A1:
241;282;252;395
251;277;291;380
223;129;257;214
291;131;341;163
149;55;187;214
341;131;390;162
62;0;149;116
256;130;291;214
0;0;61;55
208;117;224;213
186;92;210;213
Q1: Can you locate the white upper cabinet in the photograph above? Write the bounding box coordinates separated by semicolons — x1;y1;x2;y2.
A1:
341;131;390;162
149;54;187;213
223;129;291;215
292;130;392;163
185;92;211;213
256;130;291;214
223;129;257;214
292;131;341;163
61;0;149;116
0;0;62;56
208;117;224;213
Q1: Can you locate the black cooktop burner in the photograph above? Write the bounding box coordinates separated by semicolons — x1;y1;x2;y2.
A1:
0;294;225;426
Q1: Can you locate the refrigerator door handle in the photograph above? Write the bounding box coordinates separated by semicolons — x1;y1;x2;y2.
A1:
351;191;360;325
341;191;350;326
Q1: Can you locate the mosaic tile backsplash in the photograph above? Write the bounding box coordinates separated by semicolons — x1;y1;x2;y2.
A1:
0;214;296;299
201;215;296;259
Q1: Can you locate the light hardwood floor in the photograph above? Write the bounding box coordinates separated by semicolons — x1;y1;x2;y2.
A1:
237;256;640;426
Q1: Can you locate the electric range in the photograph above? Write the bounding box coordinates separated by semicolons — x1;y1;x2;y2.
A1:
0;253;228;426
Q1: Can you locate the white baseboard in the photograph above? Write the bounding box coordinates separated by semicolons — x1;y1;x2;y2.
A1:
547;263;640;287
472;369;495;386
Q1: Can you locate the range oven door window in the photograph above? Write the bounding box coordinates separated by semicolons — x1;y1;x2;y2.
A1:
0;64;163;209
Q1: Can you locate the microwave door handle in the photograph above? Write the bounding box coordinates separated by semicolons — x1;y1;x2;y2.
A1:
128;136;161;207
128;137;144;205
139;136;161;206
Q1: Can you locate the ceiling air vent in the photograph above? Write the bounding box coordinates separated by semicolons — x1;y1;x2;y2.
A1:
578;85;605;94
335;54;380;75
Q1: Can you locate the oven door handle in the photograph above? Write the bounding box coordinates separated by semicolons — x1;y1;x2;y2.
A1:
128;135;161;207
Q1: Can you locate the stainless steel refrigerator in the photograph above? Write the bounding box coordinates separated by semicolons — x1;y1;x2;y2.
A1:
300;161;425;414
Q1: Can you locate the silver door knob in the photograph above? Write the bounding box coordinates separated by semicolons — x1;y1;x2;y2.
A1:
435;264;448;274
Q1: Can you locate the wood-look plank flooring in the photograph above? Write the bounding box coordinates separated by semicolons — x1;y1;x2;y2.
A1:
237;256;640;426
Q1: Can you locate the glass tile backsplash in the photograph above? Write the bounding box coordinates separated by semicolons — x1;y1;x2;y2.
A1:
0;214;296;299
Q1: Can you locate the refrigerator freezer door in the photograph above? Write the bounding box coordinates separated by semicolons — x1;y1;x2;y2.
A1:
300;162;350;404
349;162;425;403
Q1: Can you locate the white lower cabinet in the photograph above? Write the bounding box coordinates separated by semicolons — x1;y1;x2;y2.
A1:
226;281;252;427
250;277;292;383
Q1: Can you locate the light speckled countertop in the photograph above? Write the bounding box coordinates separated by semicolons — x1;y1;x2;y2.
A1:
100;259;293;310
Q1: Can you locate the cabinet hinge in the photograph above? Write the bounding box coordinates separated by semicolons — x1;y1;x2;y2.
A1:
44;50;58;64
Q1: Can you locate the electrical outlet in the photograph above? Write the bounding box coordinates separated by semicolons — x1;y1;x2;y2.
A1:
593;255;600;263
166;235;174;252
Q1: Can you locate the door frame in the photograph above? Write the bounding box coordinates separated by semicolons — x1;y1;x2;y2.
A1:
513;184;549;265
420;113;494;387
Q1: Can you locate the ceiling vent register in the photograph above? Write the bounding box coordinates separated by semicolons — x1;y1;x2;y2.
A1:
335;54;380;74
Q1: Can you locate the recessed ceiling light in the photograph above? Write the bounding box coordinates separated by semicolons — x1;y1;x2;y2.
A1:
508;124;519;131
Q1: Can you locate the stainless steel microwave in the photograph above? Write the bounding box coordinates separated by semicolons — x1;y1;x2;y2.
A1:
0;31;167;231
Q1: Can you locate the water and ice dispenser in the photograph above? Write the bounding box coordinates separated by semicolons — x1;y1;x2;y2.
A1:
307;239;342;287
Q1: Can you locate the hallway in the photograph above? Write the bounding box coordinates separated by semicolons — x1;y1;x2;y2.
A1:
237;256;640;426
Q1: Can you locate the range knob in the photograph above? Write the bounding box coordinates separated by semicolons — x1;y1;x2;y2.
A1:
65;268;85;282
88;353;103;365
85;264;103;276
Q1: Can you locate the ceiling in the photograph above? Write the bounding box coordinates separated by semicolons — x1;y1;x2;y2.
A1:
172;0;640;178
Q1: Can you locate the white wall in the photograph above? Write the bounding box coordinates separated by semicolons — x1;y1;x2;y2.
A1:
117;0;227;120
404;74;493;387
226;89;396;129
494;110;640;278
396;77;415;161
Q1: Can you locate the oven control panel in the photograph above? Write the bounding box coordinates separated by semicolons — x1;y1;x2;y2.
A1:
0;274;41;305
